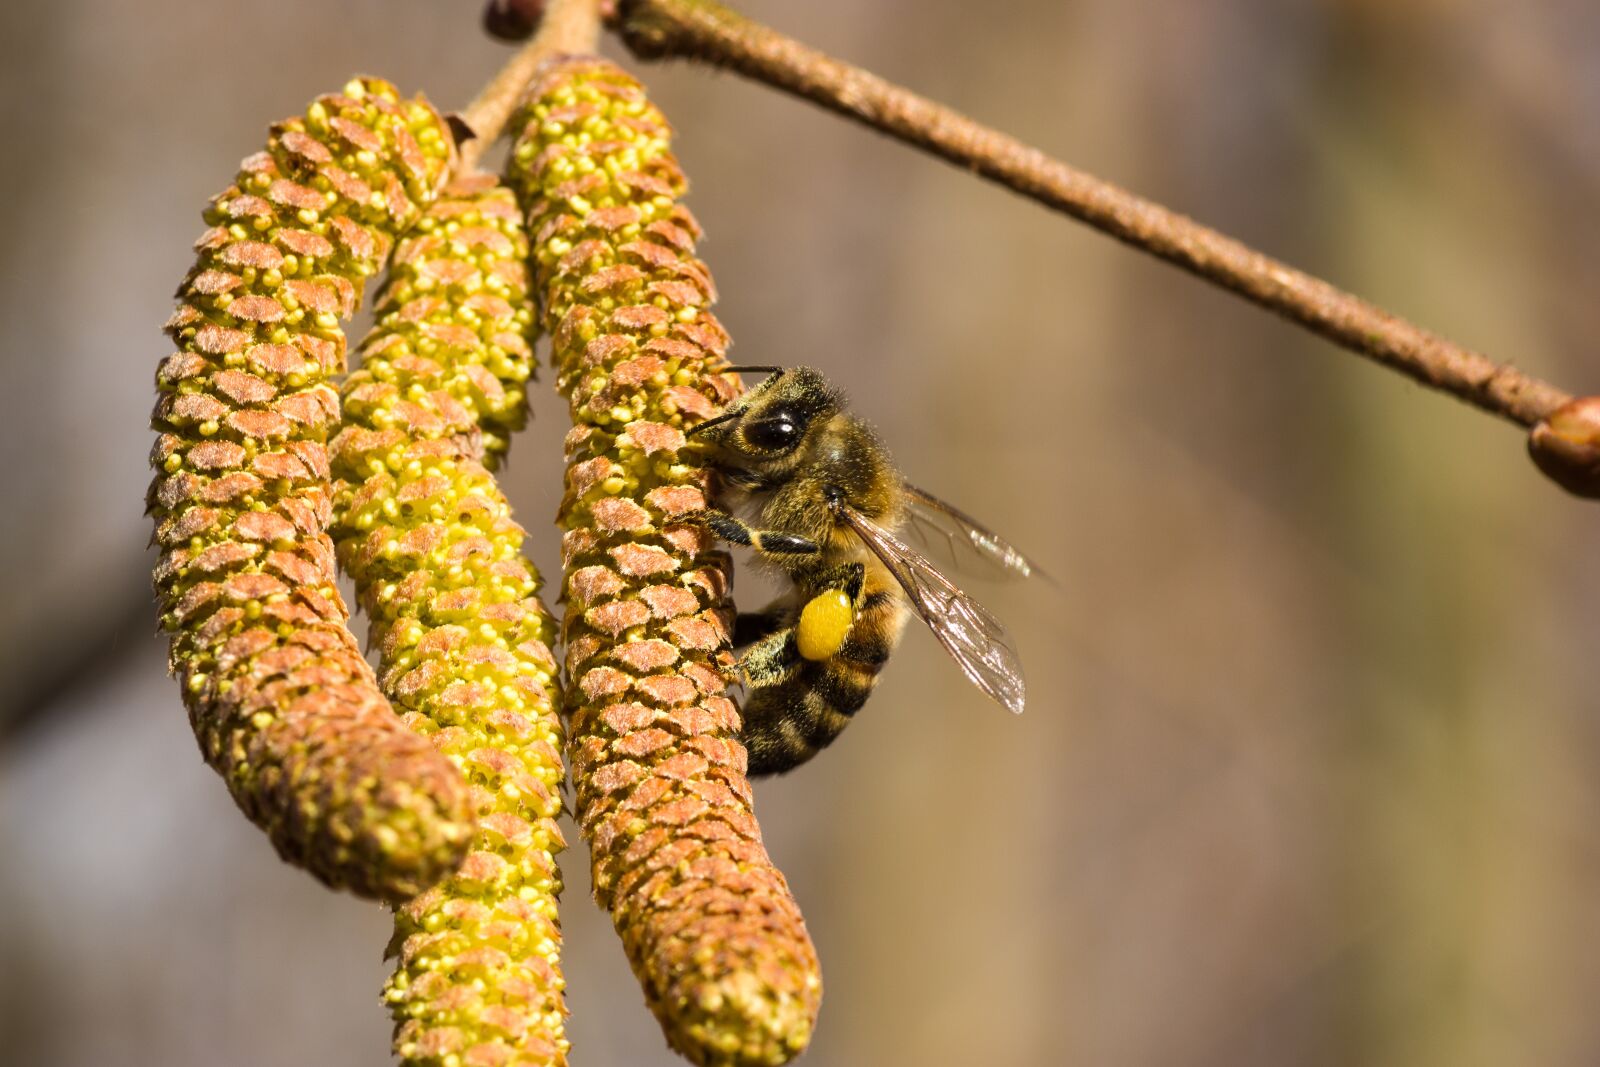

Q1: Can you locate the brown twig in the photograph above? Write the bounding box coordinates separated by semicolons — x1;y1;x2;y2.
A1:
609;0;1575;431
458;0;605;170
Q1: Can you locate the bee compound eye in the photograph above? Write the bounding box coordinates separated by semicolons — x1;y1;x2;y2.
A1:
744;417;800;451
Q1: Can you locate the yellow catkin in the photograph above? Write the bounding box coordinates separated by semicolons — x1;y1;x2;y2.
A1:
509;59;822;1066
149;78;474;903
330;173;568;1067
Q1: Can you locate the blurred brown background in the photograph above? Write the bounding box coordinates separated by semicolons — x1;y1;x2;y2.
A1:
4;1;1600;1065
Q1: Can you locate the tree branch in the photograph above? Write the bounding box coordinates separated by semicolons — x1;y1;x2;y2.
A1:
458;0;606;171
609;0;1576;433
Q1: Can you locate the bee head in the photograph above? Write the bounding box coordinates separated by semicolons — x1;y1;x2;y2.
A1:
688;366;843;467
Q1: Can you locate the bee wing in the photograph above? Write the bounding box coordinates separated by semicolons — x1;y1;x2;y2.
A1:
902;484;1049;584
837;504;1027;714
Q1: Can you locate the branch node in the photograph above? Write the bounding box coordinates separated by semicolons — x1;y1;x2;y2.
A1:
1529;397;1600;498
484;0;545;41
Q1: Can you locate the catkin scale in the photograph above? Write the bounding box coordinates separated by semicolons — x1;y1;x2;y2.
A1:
149;78;474;903
330;174;570;1067
509;59;822;1066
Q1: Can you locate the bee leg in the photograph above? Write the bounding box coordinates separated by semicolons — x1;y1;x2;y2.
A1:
736;562;863;680
794;563;865;662
685;509;821;557
737;628;802;688
818;562;866;604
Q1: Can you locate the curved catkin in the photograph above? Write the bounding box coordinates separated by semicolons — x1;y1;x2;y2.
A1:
509;60;822;1066
149;78;474;903
330;174;569;1067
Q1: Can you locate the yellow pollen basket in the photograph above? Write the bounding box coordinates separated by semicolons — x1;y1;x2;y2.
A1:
796;589;856;661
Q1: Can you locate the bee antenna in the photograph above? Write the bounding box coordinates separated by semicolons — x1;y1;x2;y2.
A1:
686;411;742;438
720;365;784;376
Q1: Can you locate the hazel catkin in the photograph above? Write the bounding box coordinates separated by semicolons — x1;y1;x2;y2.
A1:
149;78;474;903
330;173;570;1067
509;58;822;1067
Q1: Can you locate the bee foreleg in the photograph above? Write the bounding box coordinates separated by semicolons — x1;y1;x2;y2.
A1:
686;509;822;557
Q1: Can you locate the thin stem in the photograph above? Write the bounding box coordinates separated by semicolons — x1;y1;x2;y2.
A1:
459;0;605;170
611;0;1574;430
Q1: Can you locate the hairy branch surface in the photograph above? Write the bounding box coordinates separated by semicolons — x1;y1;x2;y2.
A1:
610;0;1577;434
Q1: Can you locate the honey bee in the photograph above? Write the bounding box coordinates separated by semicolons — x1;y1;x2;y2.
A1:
686;366;1036;776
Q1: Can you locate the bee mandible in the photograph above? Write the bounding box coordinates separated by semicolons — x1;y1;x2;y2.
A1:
687;366;1036;776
